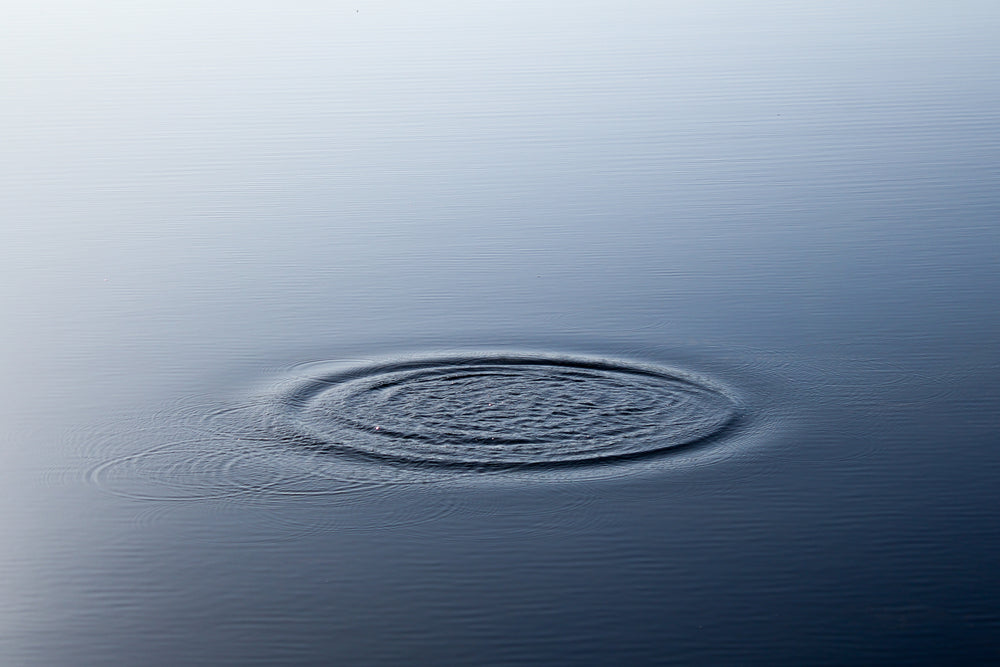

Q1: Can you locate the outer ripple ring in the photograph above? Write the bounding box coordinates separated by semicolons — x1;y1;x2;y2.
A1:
260;352;742;470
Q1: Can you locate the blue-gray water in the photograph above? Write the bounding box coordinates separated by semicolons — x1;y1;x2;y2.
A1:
3;2;1000;664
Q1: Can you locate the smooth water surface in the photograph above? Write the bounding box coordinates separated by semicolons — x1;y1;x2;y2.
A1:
3;1;1000;664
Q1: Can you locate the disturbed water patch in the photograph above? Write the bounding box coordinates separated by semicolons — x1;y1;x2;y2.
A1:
82;350;759;516
77;345;952;541
258;353;740;470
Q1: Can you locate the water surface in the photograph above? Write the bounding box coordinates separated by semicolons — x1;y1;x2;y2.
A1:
3;1;999;664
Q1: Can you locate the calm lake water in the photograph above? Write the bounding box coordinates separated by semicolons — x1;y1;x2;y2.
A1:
4;2;1000;664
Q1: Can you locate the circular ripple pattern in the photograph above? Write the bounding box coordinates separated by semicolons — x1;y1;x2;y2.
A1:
266;353;740;469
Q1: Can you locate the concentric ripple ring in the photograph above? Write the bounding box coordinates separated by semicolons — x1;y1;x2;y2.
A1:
264;353;741;469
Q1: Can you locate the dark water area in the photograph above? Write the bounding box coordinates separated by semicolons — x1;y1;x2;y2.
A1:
3;2;1000;664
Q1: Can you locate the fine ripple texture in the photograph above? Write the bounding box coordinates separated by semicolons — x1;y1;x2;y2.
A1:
75;345;955;541
262;353;740;469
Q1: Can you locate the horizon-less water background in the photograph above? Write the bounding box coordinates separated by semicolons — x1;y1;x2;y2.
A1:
3;1;1000;664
